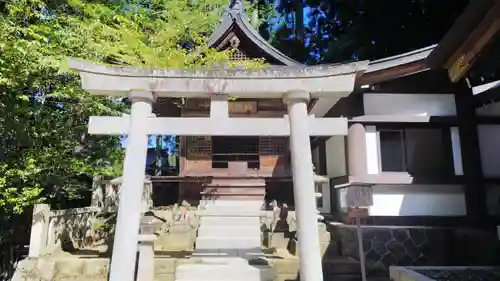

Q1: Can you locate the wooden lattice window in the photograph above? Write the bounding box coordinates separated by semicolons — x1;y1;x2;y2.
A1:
259;137;287;156
186;136;212;157
230;48;250;61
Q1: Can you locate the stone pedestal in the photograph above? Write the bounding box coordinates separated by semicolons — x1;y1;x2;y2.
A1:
288;223;333;257
266;232;290;250
137;234;156;281
28;204;50;258
155;222;194;251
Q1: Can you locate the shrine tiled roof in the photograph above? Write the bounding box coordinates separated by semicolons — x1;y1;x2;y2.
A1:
208;0;301;66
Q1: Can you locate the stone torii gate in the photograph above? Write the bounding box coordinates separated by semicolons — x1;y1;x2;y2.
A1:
69;59;368;281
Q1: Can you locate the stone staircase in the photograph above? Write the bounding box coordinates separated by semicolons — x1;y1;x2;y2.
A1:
176;199;273;281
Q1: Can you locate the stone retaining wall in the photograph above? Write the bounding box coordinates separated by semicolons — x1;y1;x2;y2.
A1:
29;205;301;257
331;224;500;273
12;258;187;281
28;205;203;257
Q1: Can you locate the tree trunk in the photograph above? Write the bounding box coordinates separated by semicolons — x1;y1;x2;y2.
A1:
294;0;304;43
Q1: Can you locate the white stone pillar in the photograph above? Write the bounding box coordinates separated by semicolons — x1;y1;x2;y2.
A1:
284;90;323;281
28;204;50;258
210;93;229;118
108;91;155;281
137;235;156;281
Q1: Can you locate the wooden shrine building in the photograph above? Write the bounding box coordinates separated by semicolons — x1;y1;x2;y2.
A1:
152;0;304;206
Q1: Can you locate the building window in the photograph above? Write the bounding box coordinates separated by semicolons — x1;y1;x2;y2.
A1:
379;130;406;172
378;128;450;175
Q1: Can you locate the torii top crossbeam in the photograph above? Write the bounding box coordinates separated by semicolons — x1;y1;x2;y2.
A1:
68;59;368;98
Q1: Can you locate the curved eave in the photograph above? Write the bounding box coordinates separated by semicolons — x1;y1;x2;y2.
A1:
68;58;368;98
208;15;233;48
357;45;436;86
426;0;496;69
310;45;436;117
208;14;301;66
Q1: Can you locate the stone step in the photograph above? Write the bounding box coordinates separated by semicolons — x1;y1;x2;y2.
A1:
200;216;260;226
198;225;260;238
206;178;266;187
196;237;261;249
199;210;263;217
202;187;266;194
175;263;273;281
202;194;266;200
190;254;266;263
201;199;263;208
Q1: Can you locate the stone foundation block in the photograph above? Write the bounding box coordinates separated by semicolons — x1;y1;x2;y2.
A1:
168;222;192;234
82;259;109;276
266;232;290;249
12;259;56;281
154;273;175;281
154;259;176;274
274;273;299;281
270;259;299;275
155;223;195;251
288;239;337;257
54;260;84;276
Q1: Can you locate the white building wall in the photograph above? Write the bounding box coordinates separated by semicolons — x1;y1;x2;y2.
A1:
368;185;466;216
450;127;464;176
336;184;466;216
364;126;379;174
328;93;473;217
325;136;346;178
363;93;457;116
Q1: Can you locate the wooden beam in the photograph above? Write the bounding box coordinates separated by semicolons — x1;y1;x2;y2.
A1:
88;116;348;136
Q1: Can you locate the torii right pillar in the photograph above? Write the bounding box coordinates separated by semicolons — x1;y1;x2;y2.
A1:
284;90;323;281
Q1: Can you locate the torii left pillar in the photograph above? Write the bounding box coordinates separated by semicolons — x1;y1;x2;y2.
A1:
108;90;155;281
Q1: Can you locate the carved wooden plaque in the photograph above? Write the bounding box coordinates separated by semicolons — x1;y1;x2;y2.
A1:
448;53;469;83
185;99;210;111
229;101;257;114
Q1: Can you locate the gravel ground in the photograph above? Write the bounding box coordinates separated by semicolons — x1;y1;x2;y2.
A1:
415;269;500;281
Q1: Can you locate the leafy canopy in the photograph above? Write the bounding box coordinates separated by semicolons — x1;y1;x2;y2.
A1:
0;0;264;225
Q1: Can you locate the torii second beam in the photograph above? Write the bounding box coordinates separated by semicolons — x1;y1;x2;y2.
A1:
88;115;348;136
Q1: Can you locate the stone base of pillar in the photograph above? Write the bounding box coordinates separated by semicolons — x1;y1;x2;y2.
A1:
137;235;156;281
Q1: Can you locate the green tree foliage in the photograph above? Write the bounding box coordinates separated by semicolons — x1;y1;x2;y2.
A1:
271;0;469;64
0;0;264;230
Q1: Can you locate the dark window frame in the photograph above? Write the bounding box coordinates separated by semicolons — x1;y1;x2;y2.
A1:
375;123;455;176
379;129;408;172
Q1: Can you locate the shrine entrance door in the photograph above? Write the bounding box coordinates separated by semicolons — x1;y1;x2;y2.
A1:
211;136;260;169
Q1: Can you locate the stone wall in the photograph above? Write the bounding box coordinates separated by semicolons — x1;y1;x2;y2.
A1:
12;257;194;281
47;207;100;251
28;204;201;258
331;224;500;273
91;176;153;213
